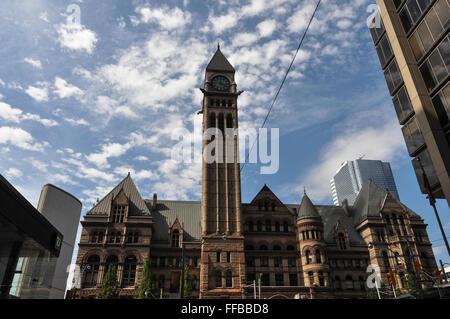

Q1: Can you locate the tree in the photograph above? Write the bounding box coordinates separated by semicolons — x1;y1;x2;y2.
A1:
179;264;193;299
404;274;420;295
138;259;155;299
97;264;119;299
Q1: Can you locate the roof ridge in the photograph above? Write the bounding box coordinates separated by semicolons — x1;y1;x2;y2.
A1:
87;174;130;214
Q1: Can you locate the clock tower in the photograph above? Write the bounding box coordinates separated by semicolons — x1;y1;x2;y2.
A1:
199;45;246;298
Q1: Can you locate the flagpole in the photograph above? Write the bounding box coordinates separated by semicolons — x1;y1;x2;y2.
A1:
418;158;450;257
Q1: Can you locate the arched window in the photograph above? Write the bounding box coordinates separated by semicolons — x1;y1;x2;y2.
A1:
83;255;100;287
273;245;281;251
172;230;180;248
345;276;354;290
215;271;222;288
308;271;315;286
122;256;137;286
112;204;126;223
218;113;224;133
334;276;341;290
338;233;346;250
265;220;271;232
382;251;390;268
283;222;289;233
315;250;322;264
105;255;119;277
225;271;233;287
260;245;268;251
305;250;312;264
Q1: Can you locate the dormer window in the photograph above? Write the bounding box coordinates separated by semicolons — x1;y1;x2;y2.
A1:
338;233;347;250
112;204;126;223
171;230;180;248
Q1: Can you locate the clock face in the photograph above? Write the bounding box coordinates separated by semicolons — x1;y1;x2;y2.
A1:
211;76;230;91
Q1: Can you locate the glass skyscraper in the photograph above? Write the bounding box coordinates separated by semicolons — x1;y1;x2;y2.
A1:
330;159;400;206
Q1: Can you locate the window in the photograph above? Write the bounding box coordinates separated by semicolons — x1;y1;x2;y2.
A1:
260;245;268;251
216;252;221;263
334;276;342;290
247;221;253;232
112;205;126;223
246;245;254;250
402;116;425;156
432;82;450;128
275;222;280;232
420;37;449;93
257;221;262;232
382;251;390;269
225;271;233;288
275;274;284;286
108;231;121;244
338;233;347;250
159;256;166;267
171;230;180;248
158;275;165;290
376;34;394;67
305;250;312;264
345;276;354;290
193;257;198;267
265;220;271;232
412;148;440;193
392;86;414;124
127;231;139;243
246;256;255;267
384;59;403;95
315;250;322;264
226;252;231;263
283;222;289;232
261;273;270;286
318;271;325;287
288;257;297;267
260;256;269;267
395;252;402;265
215;271;222;288
274;257;282;268
226;114;233;128
308;271;315;286
399;0;433;34
286;245;294;251
273;245;281;251
359;276;366;291
105;255;118;276
122;256;137;286
289;274;298;286
83;255;100;287
247;273;256;284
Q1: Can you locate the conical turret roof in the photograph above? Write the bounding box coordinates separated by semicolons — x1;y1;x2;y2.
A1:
206;45;235;73
298;193;320;219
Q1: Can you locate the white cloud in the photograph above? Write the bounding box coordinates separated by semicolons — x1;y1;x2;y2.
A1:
25;85;49;102
30;159;48;173
54;77;84;98
133;6;191;30
257;19;277;38
86;141;133;169
0;126;49;152
5;168;23;179
64;118;89;126
24;58;42;69
56;23;98;54
135;156;149;161
0;102;58;127
39;12;49;23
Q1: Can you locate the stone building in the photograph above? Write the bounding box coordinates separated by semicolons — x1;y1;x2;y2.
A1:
74;47;437;299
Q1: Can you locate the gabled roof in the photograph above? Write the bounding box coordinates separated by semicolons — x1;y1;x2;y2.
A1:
352;179;388;225
86;174;151;217
298;193;320;220
248;184;292;214
206;46;235;73
149;200;202;242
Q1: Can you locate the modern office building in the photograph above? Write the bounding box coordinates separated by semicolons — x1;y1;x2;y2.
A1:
370;0;450;207
37;184;82;299
330;159;400;206
0;174;63;299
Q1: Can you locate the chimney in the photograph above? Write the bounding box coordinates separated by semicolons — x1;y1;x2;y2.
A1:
152;193;157;209
342;199;351;217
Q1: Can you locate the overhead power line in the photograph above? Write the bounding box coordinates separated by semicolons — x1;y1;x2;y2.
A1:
240;0;322;174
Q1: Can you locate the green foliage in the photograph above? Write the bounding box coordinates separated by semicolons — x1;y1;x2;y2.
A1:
179;264;194;299
404;274;420;295
97;264;119;299
138;259;155;299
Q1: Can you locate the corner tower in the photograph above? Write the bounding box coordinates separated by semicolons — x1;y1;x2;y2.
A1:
199;45;246;298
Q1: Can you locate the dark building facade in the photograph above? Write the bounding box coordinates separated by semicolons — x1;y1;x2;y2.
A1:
370;0;450;207
74;47;438;299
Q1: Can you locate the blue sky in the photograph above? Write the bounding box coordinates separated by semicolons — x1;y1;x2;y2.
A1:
0;0;448;282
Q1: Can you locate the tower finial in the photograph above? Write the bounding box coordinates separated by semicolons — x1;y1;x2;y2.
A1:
217;42;220;50
303;187;306;195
